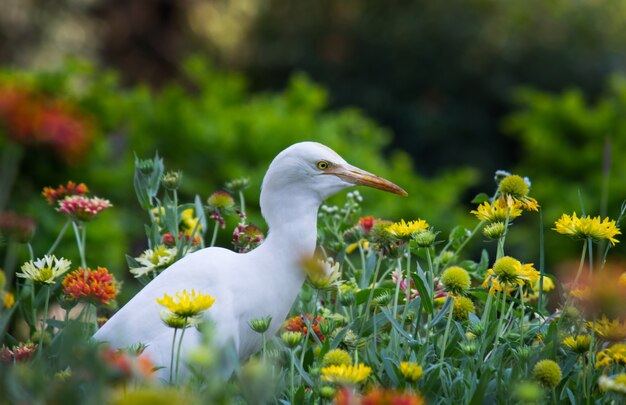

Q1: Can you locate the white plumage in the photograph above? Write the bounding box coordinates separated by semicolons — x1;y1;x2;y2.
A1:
93;142;406;379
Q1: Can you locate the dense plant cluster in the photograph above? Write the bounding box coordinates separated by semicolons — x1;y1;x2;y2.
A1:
1;154;625;404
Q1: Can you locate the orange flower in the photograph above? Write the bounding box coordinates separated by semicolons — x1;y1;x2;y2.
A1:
284;314;325;342
335;387;425;405
42;181;89;205
101;346;155;381
62;266;118;305
0;86;92;163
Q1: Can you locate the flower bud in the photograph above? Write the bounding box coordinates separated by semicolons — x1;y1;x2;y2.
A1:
281;331;303;349
413;230;436;247
207;191;235;210
161;170;182;190
225;178;250;193
249;315;272;334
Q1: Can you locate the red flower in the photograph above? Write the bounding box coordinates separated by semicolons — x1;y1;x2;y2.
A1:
284;314;325;342
358;216;376;233
336;387;425;405
0;343;37;364
162;232;202;247
62;266;118;305
0;211;35;242
42;181;89;205
0;86;92;163
57;195;112;221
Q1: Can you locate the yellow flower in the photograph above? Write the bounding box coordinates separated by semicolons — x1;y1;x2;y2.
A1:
16;255;72;285
471;198;522;223
156;289;215;318
592;316;626;342
562;335;591;354
498;175;529;198
386;219;429;240
569;286;591;301
525;276;556;301
533;360;561;388
441;266;471;294
3;292;14;309
321;363;371;385
597;343;626;369
554;212;621;245
399;362;423;382
534;276;555;292
483;256;539;295
453;296;476;321
345;239;370;254
497;175;540;211
322;349;352;367
180;208;202;235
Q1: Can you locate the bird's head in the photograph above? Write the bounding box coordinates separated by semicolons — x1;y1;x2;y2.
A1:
262;142;407;204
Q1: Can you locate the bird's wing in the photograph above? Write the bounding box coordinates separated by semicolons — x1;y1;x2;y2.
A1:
93;247;240;351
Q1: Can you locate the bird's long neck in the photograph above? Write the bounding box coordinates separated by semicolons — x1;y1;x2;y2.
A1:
259;185;321;264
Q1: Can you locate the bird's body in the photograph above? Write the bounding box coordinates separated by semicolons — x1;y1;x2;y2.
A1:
93;142;406;380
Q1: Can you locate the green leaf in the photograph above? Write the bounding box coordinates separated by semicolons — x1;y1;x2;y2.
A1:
471;193;490;204
431;296;453;327
413;262;432;314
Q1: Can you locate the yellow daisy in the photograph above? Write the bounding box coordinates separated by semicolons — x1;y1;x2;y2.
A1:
386;219;429;240
596;343;626;369
399;362;423;382
482;256;540;295
592;316;626;342
562;335;591;354
554;212;620;245
471;198;523;223
321;363;371;385
156;289;216;318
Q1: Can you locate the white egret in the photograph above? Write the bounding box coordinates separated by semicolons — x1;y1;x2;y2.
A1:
93;141;407;379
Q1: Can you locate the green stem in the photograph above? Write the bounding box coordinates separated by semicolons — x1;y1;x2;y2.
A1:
362;257;381;323
47;219;71;255
175;320;188;385
573;240;588;286
209;221;219;247
537;209;545;313
71;221;87;269
440;297;454;363
392;258;402;319
30;282;37;332
37;285;50;356
239;191;246;225
169;328;178;384
494;288;508;350
453;221;484;257
290;349;296;404
518;285;525;346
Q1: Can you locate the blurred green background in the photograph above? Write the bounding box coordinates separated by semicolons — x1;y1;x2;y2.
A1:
1;0;626;294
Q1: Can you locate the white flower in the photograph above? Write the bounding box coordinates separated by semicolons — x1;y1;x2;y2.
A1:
17;255;71;284
305;257;341;289
599;374;626;394
130;246;177;278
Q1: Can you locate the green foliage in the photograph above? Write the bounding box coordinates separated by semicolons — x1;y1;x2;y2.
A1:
504;76;626;261
0;57;477;283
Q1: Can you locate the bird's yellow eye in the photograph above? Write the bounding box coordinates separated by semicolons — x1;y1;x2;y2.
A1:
316;160;329;170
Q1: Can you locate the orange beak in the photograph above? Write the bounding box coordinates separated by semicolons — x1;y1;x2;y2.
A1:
328;164;408;197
